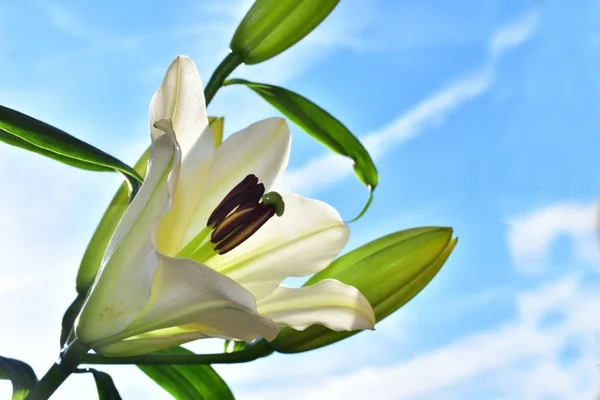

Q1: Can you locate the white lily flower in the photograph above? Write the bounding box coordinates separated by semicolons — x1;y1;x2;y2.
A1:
75;56;375;356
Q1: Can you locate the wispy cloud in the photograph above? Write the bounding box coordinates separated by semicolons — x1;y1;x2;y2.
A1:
508;202;597;275
281;12;539;195
490;12;539;59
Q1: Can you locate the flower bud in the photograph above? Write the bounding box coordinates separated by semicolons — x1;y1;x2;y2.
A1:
269;227;457;353
230;0;339;65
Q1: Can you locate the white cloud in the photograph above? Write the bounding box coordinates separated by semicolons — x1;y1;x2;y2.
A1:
281;12;539;195
508;202;597;274
490;12;539;59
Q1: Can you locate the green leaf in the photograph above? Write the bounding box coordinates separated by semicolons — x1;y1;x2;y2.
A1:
75;148;150;294
224;79;378;219
230;0;340;64
79;369;122;400
270;227;457;353
0;105;142;192
138;347;234;400
0;356;38;400
60;293;87;348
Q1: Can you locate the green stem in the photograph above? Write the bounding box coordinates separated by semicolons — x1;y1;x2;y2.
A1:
204;52;244;106
26;363;70;400
26;340;89;400
81;340;273;365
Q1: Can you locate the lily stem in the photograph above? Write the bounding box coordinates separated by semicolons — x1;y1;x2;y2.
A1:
26;340;89;400
81;341;273;365
204;52;244;106
26;363;71;400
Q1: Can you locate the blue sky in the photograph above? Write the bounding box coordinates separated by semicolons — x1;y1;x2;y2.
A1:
0;0;598;399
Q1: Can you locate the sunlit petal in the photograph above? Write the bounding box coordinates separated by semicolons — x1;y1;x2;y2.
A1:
150;57;216;255
121;255;279;344
149;56;209;159
257;279;376;332
96;327;209;357
76;130;181;344
155;124;215;255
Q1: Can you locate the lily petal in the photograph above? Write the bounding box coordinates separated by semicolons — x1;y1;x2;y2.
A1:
257;279;376;332
149;56;209;160
155;123;215;255
182;118;291;246
150;57;215;255
76;131;181;345
121;255;279;344
208;194;349;301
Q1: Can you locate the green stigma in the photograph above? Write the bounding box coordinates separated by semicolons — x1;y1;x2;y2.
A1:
261;191;285;216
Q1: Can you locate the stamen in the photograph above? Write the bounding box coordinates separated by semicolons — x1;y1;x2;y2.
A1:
200;174;285;256
211;204;261;243
207;175;265;227
215;206;276;254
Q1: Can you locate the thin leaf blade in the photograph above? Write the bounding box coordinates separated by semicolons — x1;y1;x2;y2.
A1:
86;369;122;400
0;356;38;400
137;347;234;400
225;79;378;218
0;105;142;192
60;293;87;348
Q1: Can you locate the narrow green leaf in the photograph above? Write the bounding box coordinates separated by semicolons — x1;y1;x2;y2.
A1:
270;227;457;353
78;369;122;400
225;78;378;219
0;356;38;400
138;347;234;400
230;0;340;64
76;149;150;294
0;129;108;172
0;105;142;192
60;293;87;348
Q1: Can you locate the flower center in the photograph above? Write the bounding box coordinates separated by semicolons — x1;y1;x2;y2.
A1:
177;174;284;261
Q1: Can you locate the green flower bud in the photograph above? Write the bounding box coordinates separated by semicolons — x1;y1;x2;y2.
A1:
269;227;457;353
230;0;339;65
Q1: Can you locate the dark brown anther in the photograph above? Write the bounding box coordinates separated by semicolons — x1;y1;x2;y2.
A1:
205;174;284;255
215;206;277;254
211;204;261;243
207;175;264;226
